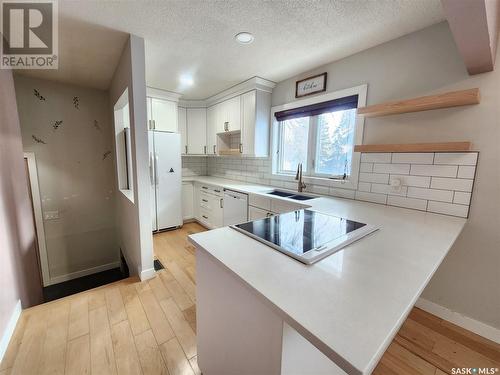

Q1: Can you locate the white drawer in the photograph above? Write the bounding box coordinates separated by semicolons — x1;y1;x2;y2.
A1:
249;194;272;210
199;184;222;197
248;206;275;220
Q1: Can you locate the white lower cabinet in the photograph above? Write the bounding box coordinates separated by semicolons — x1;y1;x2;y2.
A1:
182;181;194;220
195;182;223;229
248;206;273;220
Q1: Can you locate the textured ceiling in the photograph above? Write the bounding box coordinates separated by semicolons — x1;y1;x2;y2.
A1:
16;0;445;98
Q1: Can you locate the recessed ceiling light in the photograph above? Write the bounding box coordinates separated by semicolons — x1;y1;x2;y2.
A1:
235;32;254;45
179;74;194;86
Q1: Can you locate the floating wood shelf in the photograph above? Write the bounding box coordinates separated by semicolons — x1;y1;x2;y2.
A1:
357;88;480;118
218;149;241;156
354;142;472;153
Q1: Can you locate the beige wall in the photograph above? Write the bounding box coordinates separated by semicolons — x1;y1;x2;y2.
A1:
0;70;43;341
272;22;500;329
14;75;118;280
109;35;154;279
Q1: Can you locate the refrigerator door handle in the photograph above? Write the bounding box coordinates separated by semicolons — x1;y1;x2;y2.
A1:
149;152;155;185
155;153;159;185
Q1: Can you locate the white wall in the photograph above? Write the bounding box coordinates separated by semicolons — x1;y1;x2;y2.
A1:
271;22;500;330
14;75;118;281
109;34;154;280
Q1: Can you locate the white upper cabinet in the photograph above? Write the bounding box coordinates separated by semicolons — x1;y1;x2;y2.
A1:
186;108;207;155
149;97;178;132
213;96;241;133
206;106;218;155
178;107;187;154
241;90;271;157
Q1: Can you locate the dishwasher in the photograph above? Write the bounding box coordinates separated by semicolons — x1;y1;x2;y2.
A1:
223;189;248;226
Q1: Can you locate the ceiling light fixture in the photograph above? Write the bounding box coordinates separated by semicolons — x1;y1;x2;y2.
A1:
179;74;194;87
235;32;254;45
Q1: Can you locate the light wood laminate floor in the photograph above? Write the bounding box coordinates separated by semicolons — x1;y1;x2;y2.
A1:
1;222;499;375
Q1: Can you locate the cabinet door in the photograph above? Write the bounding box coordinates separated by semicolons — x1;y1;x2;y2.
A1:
151;98;178;132
215;102;225;134
206;106;217;155
225;96;241;132
182;182;194;220
210;194;224;228
178;107;187;154
186;108;207;154
241;90;256;156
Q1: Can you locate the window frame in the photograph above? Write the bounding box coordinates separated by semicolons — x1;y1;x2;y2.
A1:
271;84;367;191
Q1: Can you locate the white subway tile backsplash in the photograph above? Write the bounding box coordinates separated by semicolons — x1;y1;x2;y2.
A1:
389;174;431;188
357;182;371;192
360;162;373;173
371;183;407;196
387;196;428;211
204;151;477;218
359;172;389;184
391;153;434;164
430;177;473;192
453;191;472;205
434;152;478;166
373;163;410;174
457;165;476;179
361;153;391;163
329;188;356;199
427;201;469;218
410;164;458;177
407;187;454;202
355;191;387;204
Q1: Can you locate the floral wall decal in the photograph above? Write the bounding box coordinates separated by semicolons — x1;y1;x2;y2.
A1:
102;150;112;160
52;120;63;130
94;120;101;131
73;96;80;109
32;135;47;144
34;89;46;101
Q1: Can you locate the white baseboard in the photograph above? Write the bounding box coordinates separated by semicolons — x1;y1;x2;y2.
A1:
139;267;155;281
0;300;22;363
416;298;500;344
47;261;121;286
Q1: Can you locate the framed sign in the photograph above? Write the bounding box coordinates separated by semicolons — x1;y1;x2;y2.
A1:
295;73;327;98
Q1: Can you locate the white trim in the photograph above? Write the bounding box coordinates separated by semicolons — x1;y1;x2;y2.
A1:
47;261;121;286
270;84;367;190
146;87;182;102
24;152;51;286
0;300;22;363
139;267;155;281
416;297;500;344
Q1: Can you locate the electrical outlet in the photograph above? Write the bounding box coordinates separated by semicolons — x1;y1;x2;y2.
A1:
44;210;59;220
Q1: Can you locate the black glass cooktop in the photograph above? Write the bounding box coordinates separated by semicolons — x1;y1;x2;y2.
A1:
234;209;366;256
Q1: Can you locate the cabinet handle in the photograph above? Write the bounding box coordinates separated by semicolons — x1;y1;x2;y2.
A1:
202;199;208;203
153;120;156;130
214;189;220;193
185;145;188;154
224;122;229;132
239;143;243;153
202;186;208;190
204;145;207;154
220;198;223;208
202;215;208;219
213;145;216;154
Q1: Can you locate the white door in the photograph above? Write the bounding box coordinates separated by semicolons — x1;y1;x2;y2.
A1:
186;108;207;154
149;131;157;231
155;132;182;229
206;106;217;155
151;98;178;132
214;102;225;134
178;107;187;154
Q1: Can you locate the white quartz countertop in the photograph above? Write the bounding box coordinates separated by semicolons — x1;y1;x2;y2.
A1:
186;176;466;374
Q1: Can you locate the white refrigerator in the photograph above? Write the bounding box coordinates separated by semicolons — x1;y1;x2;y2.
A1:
149;131;182;231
